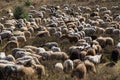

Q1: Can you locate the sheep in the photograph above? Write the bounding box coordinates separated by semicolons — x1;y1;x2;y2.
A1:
13;31;24;36
83;28;96;36
5;55;15;62
0;60;15;64
50;51;69;60
105;27;114;34
9;36;18;41
32;64;45;79
16;56;39;67
53;31;62;38
116;42;120;49
84;54;103;64
105;37;114;46
84;37;92;43
63;59;73;73
14;51;30;59
113;29;120;35
90;12;99;17
7;65;36;79
60;34;79;43
71;62;87;80
11;48;26;56
86;48;96;56
51;46;61;52
55;62;64;72
0;52;6;59
3;40;19;55
23;31;31;38
44;42;58;49
84;60;96;73
0;31;13;40
36;31;50;37
16;36;27;45
79;51;87;61
39;51;53;60
96;36;106;48
0;23;5;32
111;48;120;62
69;48;80;60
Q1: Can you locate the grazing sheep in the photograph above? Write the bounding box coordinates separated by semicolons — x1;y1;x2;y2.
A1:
51;46;61;52
51;52;69;60
105;37;114;46
111;48;120;62
113;29;120;35
3;40;19;55
16;36;27;44
44;42;58;49
55;63;64;72
69;49;80;60
84;60;96;73
0;31;13;40
96;37;106;48
63;59;73;73
71;62;87;80
79;51;87;61
36;31;50;37
86;48;96;56
60;34;79;43
32;64;45;79
84;54;103;64
24;31;31;38
5;55;15;62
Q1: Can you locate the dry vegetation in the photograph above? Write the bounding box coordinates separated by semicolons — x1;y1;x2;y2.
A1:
0;0;120;80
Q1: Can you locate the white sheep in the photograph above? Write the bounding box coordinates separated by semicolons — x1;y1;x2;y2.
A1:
55;62;64;72
84;54;103;64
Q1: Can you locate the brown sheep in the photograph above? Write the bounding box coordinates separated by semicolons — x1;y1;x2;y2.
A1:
60;34;79;43
71;62;87;80
79;51;87;61
32;64;45;79
51;52;69;60
96;37;106;48
86;48;96;56
73;59;82;68
105;37;114;46
84;60;96;73
24;31;31;38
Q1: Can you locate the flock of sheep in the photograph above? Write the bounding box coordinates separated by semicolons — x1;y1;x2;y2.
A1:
0;1;120;80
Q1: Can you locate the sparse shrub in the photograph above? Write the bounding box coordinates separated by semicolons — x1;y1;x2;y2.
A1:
24;0;31;6
13;5;29;20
